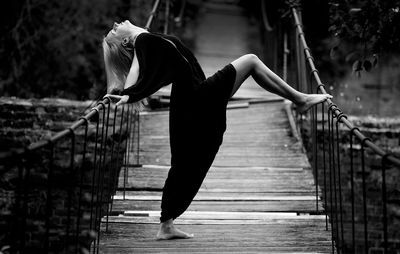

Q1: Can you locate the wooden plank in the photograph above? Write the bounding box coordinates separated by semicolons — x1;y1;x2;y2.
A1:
99;247;332;254
99;223;331;253
100;223;331;241
111;200;323;213
115;190;317;197
113;195;320;201
134;156;310;168
117;180;316;192
117;165;318;194
116;211;325;221
118;166;314;179
104;216;328;225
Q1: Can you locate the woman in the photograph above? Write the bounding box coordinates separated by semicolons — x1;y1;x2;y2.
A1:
103;20;332;240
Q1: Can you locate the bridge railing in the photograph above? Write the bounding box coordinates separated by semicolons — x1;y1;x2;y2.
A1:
273;3;400;254
1;98;140;253
0;0;185;253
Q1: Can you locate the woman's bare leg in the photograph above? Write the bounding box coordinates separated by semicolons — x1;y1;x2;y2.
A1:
157;219;194;240
230;54;332;112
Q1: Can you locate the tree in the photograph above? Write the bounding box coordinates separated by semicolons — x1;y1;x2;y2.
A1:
329;0;400;74
0;0;152;100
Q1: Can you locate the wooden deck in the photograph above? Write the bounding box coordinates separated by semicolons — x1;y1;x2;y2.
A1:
98;1;331;253
99;101;331;253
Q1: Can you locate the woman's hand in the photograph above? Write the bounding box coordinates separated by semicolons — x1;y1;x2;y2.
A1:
103;94;130;106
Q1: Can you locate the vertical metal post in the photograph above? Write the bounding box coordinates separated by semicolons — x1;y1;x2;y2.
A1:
106;106;118;232
115;106;125;199
94;103;106;246
22;162;29;253
89;109;100;233
130;109;137;163
123;105;131;200
114;106;125;201
322;103;328;230
308;75;318;212
19;153;29;252
336;115;346;252
361;138;370;254
330;110;340;251
313;104;318;212
45;142;54;252
96;100;111;254
76;117;89;253
136;111;141;165
381;154;389;254
91;103;106;254
349;128;358;253
126;105;135;167
89;107;101;253
327;109;335;253
66;129;76;250
309;77;318;213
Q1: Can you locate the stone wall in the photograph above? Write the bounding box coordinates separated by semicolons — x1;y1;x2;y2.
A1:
301;114;400;254
0;97;133;253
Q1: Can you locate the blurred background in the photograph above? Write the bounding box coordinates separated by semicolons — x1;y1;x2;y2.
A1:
0;0;400;117
0;0;158;100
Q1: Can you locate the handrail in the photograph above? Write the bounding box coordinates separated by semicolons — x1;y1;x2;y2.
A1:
290;7;400;167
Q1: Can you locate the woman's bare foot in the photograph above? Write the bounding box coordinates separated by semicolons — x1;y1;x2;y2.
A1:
156;219;194;240
296;94;333;113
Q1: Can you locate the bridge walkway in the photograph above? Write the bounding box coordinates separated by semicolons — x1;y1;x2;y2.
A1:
99;1;331;253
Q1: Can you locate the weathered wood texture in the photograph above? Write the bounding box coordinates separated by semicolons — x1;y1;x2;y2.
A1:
100;222;332;253
129;102;309;167
99;100;331;253
99;1;332;253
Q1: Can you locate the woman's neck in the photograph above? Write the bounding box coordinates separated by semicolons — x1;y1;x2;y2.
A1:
131;27;148;45
131;25;149;37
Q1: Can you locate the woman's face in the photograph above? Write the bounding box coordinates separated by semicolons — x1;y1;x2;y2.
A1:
110;20;135;37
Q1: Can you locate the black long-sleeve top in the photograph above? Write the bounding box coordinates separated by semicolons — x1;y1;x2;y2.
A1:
121;32;235;168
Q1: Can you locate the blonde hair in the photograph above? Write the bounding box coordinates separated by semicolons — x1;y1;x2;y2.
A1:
102;29;135;94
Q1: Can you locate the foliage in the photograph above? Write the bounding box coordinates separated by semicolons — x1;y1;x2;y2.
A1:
329;0;400;74
0;0;152;100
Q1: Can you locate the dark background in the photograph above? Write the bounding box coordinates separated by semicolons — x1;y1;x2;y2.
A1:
1;0;399;106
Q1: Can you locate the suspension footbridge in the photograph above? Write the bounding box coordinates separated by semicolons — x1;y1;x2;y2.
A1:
1;0;399;253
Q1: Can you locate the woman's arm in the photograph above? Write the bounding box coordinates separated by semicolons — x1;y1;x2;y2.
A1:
124;48;139;89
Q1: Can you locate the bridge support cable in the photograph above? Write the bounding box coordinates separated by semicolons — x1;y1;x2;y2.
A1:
286;3;400;254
